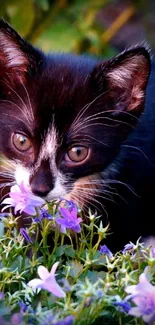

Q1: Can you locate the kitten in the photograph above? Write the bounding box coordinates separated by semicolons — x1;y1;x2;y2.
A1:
0;19;153;251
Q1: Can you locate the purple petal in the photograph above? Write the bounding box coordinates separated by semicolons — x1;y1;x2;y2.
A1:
60;224;67;234
27;196;45;206
14;202;26;214
38;266;49;280
125;284;137;295
50;262;59;276
59;207;70;219
27;279;43;288
1;197;15;206
43;277;66;298
72;224;81;233
23;205;36;216
128;306;142;317
56;217;68;226
70;205;77;218
20;228;32;243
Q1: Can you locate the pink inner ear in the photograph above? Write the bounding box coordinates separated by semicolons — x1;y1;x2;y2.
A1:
0;31;28;77
106;54;150;112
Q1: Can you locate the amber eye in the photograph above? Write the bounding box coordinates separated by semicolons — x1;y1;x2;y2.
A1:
67;146;89;163
12;133;32;152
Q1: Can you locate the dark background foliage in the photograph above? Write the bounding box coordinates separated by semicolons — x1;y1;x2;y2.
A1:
0;0;154;57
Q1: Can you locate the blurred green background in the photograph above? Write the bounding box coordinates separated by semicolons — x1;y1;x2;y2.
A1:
0;0;154;58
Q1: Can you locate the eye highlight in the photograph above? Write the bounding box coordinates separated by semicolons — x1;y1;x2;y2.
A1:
12;133;32;152
67;146;89;163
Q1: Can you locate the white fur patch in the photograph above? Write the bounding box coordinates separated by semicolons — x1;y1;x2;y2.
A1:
15;164;30;186
46;172;67;200
33;124;67;200
38;124;58;163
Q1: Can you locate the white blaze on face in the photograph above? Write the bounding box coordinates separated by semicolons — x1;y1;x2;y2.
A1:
39;125;58;163
35;124;67;200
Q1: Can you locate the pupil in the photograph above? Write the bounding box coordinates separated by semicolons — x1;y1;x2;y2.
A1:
75;148;81;156
17;135;26;145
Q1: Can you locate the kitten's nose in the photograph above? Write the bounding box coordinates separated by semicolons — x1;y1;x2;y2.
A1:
30;160;54;198
31;183;52;198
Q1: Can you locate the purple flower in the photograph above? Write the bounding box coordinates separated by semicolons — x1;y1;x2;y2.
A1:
11;313;22;325
20;228;32;243
122;242;135;254
114;300;131;313
34;208;53;223
27;262;66;298
56;203;82;234
125;272;155;323
1;182;45;216
54;315;74;325
19;301;27;313
59;198;75;210
99;245;113;258
40;208;53;220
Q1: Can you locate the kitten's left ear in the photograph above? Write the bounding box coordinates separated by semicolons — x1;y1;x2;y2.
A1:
93;46;151;113
0;19;42;83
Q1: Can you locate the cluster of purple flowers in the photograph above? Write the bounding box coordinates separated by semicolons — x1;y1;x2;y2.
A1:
56;199;82;234
2;183;82;235
2;182;155;324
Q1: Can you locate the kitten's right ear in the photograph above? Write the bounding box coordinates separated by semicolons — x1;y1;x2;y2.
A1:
0;19;42;83
92;46;151;114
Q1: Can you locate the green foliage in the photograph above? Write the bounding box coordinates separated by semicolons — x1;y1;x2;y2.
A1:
0;203;155;324
0;0;116;56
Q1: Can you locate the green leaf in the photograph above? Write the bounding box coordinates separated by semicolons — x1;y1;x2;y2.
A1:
55;246;66;257
36;18;81;52
64;246;75;258
68;260;83;278
6;0;35;37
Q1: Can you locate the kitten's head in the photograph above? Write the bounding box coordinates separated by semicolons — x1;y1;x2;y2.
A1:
0;19;151;211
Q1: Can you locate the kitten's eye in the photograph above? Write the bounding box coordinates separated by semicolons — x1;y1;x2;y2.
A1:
12;133;32;152
67;146;89;163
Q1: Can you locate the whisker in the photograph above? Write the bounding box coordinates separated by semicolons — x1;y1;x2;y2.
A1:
2;113;32;130
122;144;154;167
73;134;109;146
2;81;32;124
21;82;34;121
0;99;31;125
69;91;107;132
72;116;134;134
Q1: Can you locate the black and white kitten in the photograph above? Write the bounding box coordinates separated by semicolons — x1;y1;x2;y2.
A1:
0;19;154;251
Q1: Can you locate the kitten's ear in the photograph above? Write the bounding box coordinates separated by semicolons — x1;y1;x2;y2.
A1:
0;19;42;83
93;47;151;113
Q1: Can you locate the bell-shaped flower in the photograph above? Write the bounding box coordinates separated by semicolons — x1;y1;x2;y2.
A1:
27;262;66;298
1;182;45;216
125;272;155;323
